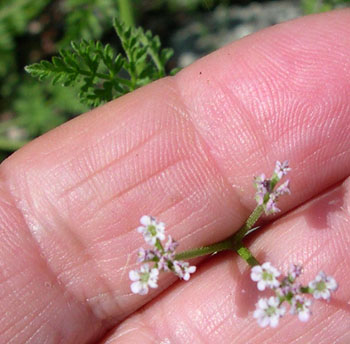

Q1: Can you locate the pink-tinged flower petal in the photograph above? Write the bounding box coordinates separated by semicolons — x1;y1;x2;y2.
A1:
275;180;291;196
274;160;291;179
288;264;302;280
173;260;196;281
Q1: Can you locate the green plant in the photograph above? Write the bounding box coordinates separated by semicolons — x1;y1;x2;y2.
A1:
0;0;117;155
26;17;177;107
301;0;350;14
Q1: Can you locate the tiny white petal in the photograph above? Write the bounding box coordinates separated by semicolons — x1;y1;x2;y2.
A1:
298;310;310;322
258;298;268;309
269;315;279;328
129;270;140;281
257;315;270;328
131;281;143;294
257;280;267;291
188;266;196;274
140;215;152;226
251;266;262;281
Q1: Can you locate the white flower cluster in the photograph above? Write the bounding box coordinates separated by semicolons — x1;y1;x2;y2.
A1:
251;262;338;328
129;216;196;295
254;161;291;215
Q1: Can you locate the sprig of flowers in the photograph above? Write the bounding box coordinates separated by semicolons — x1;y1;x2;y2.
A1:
254;160;291;215
130;161;339;330
129;215;196;295
251;263;338;327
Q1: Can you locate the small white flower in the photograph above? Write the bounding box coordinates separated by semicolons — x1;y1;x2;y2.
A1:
309;271;338;301
274;160;291;179
173;260;196;281
254;296;286;328
290;295;312;322
137;215;165;245
129;263;159;295
251;262;281;291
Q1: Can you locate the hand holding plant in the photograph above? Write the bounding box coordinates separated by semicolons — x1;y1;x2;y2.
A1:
0;11;349;344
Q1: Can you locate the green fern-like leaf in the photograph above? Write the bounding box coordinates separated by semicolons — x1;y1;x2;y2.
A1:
25;17;178;107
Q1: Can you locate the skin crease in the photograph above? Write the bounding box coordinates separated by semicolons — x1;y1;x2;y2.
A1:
0;9;350;344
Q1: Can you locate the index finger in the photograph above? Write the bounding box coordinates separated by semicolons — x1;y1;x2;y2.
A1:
1;9;350;343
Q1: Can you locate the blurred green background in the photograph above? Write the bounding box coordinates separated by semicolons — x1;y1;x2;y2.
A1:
0;0;348;162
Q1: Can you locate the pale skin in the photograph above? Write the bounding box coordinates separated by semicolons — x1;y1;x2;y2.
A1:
1;10;350;344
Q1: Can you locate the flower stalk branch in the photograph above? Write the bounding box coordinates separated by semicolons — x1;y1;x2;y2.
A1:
129;160;339;328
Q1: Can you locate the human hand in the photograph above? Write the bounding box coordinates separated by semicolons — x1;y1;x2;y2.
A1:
1;10;350;343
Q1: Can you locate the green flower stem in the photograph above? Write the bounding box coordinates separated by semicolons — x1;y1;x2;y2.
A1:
231;205;263;243
175;238;234;260
117;0;135;27
175;205;264;264
300;286;311;294
235;243;260;267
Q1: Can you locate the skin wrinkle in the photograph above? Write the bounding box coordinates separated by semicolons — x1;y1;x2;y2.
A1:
172;74;254;217
175;73;273;204
217;78;268;155
179;214;221;243
58;126;165;199
82;156;189;221
1;281;53;337
47;103;164;202
12;300;55;344
193;296;232;340
79;162;192;235
0;184;103;343
41;101;134;171
34;199;122;319
78;111;216;231
118;253;132;286
3;177;121;335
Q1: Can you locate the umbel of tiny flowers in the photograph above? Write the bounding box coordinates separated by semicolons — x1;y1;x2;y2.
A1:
251;262;338;328
254;160;291;215
129;216;196;295
129;161;339;330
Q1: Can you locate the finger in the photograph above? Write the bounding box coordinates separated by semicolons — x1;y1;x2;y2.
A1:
1;9;350;343
103;178;350;343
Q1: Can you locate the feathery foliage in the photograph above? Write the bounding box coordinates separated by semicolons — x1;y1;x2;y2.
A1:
25;18;177;107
